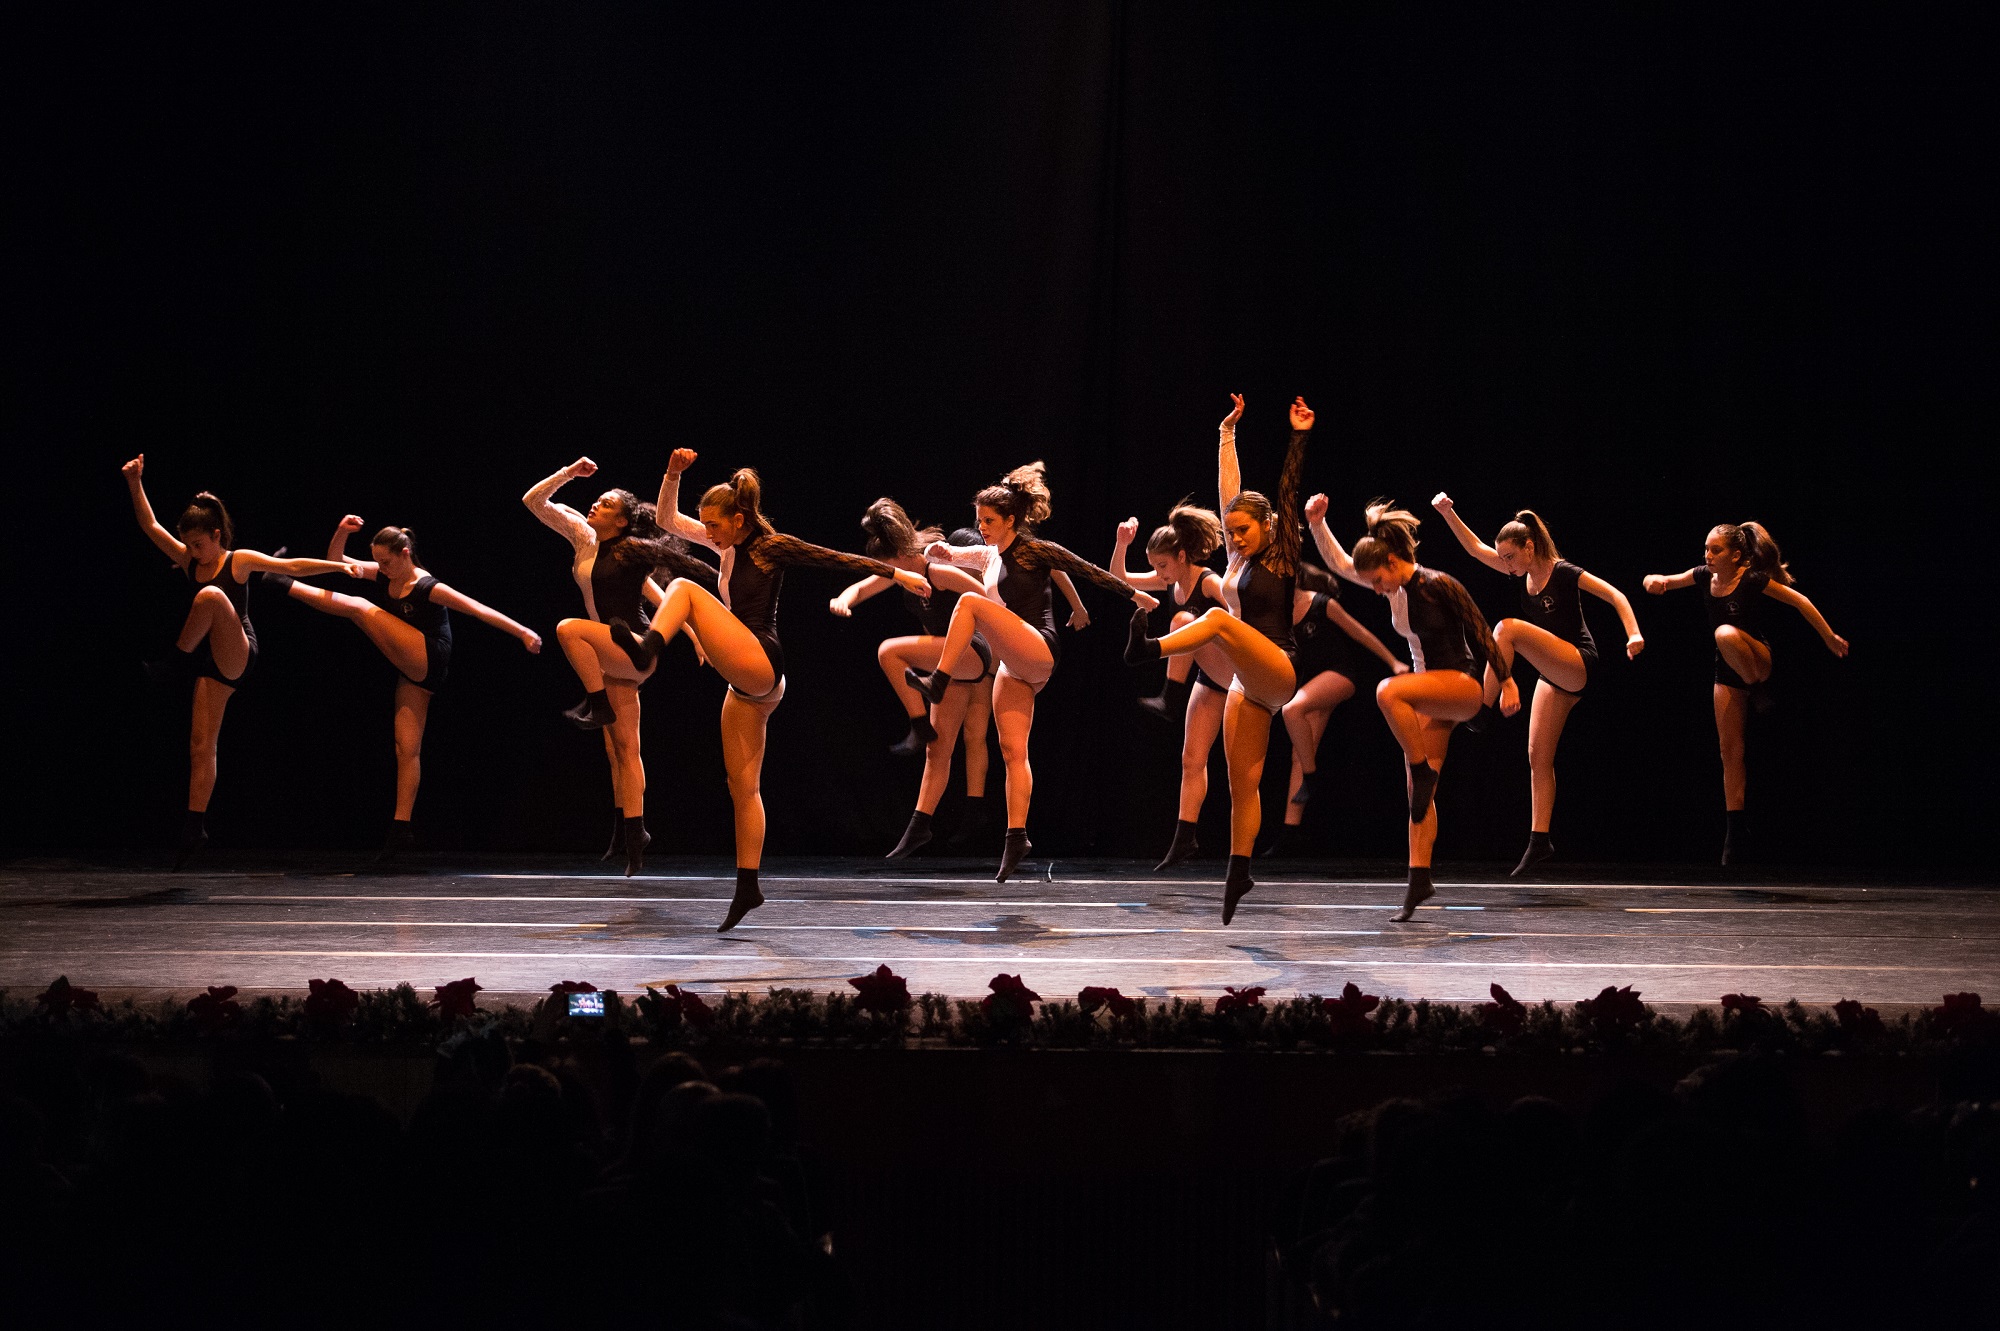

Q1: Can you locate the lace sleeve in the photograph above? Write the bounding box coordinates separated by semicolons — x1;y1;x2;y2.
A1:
1428;571;1506;683
1016;536;1139;602
752;532;898;581
656;542;720;594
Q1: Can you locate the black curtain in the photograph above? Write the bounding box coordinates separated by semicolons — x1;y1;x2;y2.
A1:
6;2;1989;866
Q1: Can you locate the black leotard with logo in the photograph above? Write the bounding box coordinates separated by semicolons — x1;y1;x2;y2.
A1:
186;552;258;686
1695;567;1772;689
376;571;452;691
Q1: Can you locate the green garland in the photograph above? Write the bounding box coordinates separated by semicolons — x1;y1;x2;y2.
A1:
3;975;1993;1059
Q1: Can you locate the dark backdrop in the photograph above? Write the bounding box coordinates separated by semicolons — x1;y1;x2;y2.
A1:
6;3;1990;867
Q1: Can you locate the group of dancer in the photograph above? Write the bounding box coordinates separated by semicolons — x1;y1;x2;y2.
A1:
124;394;1849;927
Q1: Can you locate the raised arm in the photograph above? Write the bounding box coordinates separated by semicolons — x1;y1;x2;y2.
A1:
1642;568;1699;595
1016;536;1157;610
121;455;187;566
429;583;543;653
1305;494;1365;586
522;458;596;546
830;574;893;617
1764;583;1849;657
1430;493;1507;573
655;448;716;548
1323;595;1408;673
1217;394;1245;511
1052;571;1090;630
1110;517;1170;589
1577;569;1645;659
327;514;379;577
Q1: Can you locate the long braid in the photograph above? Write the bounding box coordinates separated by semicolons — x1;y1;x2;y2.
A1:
1267;426;1311;578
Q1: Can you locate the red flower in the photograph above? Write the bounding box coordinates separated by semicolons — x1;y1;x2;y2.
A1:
187;985;241;1029
1577;985;1648;1031
1079;986;1138;1018
1215;985;1268;1015
1720;993;1764;1014
1929;992;1985;1035
664;984;714;1026
849;965;912;1015
1477;983;1527;1035
34;976;100;1017
303;978;360;1025
982;973;1042;1022
431;977;483;1019
549;980;598;995
1320;982;1381;1039
1832;999;1883;1034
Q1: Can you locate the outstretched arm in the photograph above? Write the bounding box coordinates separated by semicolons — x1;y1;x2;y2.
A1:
655;448;715;547
830;574;893;617
926;563;985;597
1765;583;1849;657
327;514;380;577
1052;571;1090;629
122;455;187;565
1110;517;1170;589
1305;494;1365;586
1015;536;1158;611
1217;394;1245;511
232;551;362;579
757;533;932;598
1430;494;1507;573
523;459;596;546
1324;596;1407;672
1642;568;1699;595
430;584;543;653
1578;569;1645;659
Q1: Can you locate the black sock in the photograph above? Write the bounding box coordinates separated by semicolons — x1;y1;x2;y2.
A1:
622;814;649;877
1511;830;1554;877
377;818;414;863
1155;819;1200;871
904;666;950;705
1723;810;1746;865
172;809;208;871
1221;854;1254;925
602;808;625;861
1393;866;1436;921
1290;768;1320;806
564;689;616;730
720;867;765;931
1138;675;1191;723
996;827;1032;883
886;810;934;859
608;619;664;669
1258;822;1300;858
1408;760;1440;823
1124;605;1163;665
890;712;937;758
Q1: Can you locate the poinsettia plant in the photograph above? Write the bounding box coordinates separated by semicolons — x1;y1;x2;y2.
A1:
431;977;482;1020
303;978;360;1027
186;986;241;1031
34;976;100;1018
849;965;912;1015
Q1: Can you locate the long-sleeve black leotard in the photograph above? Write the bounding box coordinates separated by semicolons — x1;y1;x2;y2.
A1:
979;534;1142;665
1390;567;1509;685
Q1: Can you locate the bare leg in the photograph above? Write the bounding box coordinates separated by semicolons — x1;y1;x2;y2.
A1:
639;578;778;697
881;635;983;718
178;584;252;680
1179;683;1227;823
1406;718;1456;868
927;595;1054;690
961;680;992;798
1222;691;1273;857
606;682;643;818
1152;608;1296;710
1525;679;1580;834
915;679;976;816
1715;625;1771;685
1715;683;1749;811
187;676;234;812
1280;684;1343;827
992;670;1037;828
390;679;431;821
717;684;783;930
285;583;429;681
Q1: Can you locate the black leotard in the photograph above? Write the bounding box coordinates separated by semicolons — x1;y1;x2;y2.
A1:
592;535;717;630
905;571;993;678
1231;557;1296;656
1391;566;1503;682
723;531;900;693
376;571;452;691
186;552;258;687
989;535;1140;667
1521;561;1598;663
1695;567;1772;689
1295;589;1371;685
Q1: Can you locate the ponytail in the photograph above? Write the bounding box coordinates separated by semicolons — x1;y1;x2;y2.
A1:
860;498;939;561
974;460;1053;528
176;491;235;548
1351;499;1421;572
1146;501;1223;562
699;468;777;539
1497;509;1560;562
1733;521;1793;586
371;526;417;560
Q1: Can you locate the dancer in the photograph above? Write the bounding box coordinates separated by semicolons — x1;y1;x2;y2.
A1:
523;457;718;875
906;462;1159;882
608;451;933;927
1263;565;1407;858
1124;395;1312;921
829;505;998;856
1431;495;1645;875
1644;523;1847;864
121;454;357;868
1309;496;1508;920
1109;504;1233;869
275;516;543;860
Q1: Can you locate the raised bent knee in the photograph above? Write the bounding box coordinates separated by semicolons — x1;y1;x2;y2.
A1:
1375;677;1400;708
1495;618;1521;645
1170;610;1196;632
1714;625;1745;650
556;617;590;641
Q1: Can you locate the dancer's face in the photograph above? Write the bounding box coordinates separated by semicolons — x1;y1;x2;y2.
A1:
1496;538;1531;576
585;492;628;539
182;529;223;563
1361;557;1412;597
975;505;1013;546
699;504;747;547
1703;528;1740;575
1148;551;1190;586
1223;510;1267;558
371;541;413;576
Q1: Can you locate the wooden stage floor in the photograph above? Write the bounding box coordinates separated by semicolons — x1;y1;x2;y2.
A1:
3;855;1995;1009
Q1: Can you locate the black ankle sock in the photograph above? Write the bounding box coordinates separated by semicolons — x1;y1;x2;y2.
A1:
719;868;765;932
1155;819;1200;871
602;808;625;861
377;819;414;863
1124;605;1162;665
622;815;649;877
904;666;949;705
172;810;208;871
1258;822;1301;858
1290;768;1320;806
1408;760;1440;823
1393;866;1436;921
1723;810;1746;865
608;619;664;669
996;827;1032;883
1138;675;1191;723
886;810;934;859
1511;830;1554;878
1221;855;1254;925
890;712;937;757
564;689;615;730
